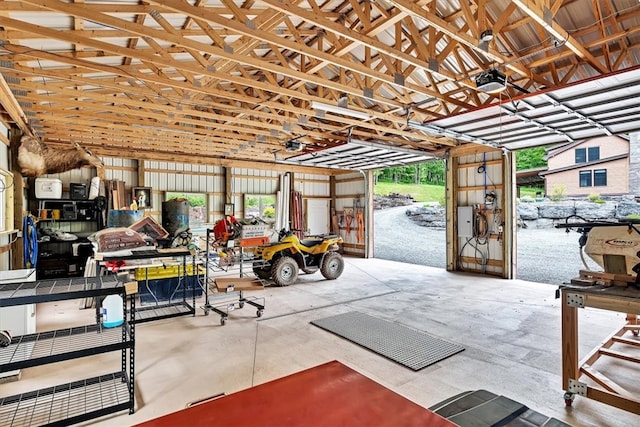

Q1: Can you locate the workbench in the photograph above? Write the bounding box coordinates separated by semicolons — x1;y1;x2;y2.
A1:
559;283;640;414
134;360;455;427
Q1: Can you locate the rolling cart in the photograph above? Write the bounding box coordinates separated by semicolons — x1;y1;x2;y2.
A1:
202;285;265;326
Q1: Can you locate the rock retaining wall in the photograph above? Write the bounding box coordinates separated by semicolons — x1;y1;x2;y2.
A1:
518;195;640;228
397;195;640;229
373;193;415;209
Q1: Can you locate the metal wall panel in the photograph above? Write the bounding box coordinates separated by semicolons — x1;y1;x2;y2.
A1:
145;160;223;194
299;174;330;197
104;158;136;184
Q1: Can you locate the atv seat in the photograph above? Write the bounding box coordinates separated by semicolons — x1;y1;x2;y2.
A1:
300;239;324;247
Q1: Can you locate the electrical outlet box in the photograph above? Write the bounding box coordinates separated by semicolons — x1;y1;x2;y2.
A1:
457;206;473;237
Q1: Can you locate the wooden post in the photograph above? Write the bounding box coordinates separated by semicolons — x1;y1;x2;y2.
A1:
137;159;145;186
224;167;232;206
561;290;579;390
9;128;25;269
365;169;374;258
445;155;457;271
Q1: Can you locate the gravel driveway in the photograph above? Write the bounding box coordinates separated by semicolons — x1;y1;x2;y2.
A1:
373;204;598;285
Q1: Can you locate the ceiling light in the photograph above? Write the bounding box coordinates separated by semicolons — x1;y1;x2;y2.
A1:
311;101;372;120
285;140;303;152
480;30;494;42
475;69;507;93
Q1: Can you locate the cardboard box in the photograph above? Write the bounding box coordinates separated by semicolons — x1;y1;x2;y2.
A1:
214;277;264;292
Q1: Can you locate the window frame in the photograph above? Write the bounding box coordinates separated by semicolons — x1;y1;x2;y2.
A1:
0;168;14;233
579;170;592;187
593;169;607;187
575;148;587;164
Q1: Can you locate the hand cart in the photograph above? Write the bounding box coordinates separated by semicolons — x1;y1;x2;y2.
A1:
202;287;265;326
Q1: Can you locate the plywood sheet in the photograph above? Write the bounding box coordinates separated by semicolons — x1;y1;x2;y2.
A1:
214;277;264;292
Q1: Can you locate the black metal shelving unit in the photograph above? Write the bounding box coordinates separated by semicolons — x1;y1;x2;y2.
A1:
97;248;197;324
35;199;101;280
0;275;135;427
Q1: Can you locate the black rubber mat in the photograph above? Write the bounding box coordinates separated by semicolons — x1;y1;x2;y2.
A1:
310;311;464;371
430;389;574;427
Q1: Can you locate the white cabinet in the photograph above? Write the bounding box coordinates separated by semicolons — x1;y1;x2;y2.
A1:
0;269;36;380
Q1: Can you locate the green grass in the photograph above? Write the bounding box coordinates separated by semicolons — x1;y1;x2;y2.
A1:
375;182;545;203
519;186;545;198
374;182;444;203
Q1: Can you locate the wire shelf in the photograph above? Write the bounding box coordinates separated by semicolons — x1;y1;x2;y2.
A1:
0;372;131;427
0;276;122;307
134;301;194;323
1;324;130;372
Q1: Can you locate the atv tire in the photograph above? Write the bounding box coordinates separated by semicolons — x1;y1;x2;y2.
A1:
320;252;344;280
272;256;299;286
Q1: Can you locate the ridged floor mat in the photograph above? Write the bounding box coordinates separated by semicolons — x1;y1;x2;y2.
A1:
430;389;574;427
311;311;464;371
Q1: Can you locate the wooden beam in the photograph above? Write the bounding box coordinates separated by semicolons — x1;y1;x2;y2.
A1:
512;0;608;74
0;74;31;136
9;128;25;269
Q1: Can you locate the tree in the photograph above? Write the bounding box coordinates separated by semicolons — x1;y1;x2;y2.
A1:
516;146;548;170
376;160;445;185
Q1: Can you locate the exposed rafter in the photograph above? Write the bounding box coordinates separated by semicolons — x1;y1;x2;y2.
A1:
0;0;637;167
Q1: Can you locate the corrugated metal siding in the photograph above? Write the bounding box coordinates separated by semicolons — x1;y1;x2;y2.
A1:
296;173;331;197
18;155;337;246
103;157;137;184
146;161;223;190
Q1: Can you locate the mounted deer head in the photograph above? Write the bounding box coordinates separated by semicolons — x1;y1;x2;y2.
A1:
17;135;104;177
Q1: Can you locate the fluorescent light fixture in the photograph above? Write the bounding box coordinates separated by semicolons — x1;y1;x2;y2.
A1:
311;101;372;120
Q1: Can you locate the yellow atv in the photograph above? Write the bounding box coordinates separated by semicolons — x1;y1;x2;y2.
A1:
252;229;344;286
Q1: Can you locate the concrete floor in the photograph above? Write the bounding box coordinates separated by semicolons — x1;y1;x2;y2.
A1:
4;257;640;426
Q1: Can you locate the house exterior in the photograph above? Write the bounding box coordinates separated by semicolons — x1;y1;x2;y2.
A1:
541;136;629;197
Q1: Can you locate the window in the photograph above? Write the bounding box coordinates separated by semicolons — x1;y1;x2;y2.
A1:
579;171;592;187
0;168;13;232
575;147;600;164
594;169;607;186
244;194;276;223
